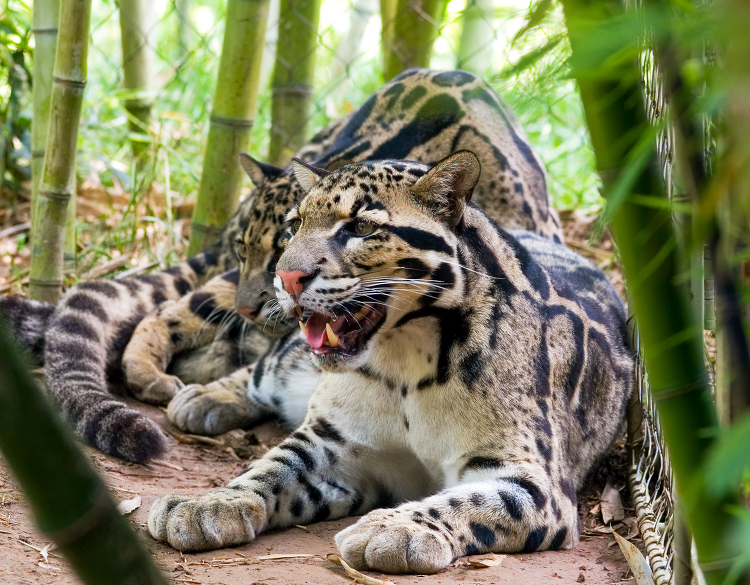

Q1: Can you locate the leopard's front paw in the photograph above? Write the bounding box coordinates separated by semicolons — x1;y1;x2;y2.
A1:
167;382;252;435
335;509;454;574
148;489;265;551
130;372;185;405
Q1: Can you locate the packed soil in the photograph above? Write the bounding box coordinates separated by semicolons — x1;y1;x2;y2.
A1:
0;198;640;583
0;400;636;585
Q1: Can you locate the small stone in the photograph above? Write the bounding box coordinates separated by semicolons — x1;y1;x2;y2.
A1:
577;573;586;583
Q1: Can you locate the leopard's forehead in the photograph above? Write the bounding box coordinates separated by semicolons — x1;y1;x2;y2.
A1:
299;160;430;219
243;172;301;246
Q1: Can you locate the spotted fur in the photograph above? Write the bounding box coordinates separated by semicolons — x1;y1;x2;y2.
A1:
123;68;563;438
0;120;343;463
148;153;632;573
3;69;562;464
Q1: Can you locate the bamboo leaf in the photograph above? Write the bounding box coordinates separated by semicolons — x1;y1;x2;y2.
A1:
507;37;563;77
704;414;750;498
613;533;656;585
513;0;555;43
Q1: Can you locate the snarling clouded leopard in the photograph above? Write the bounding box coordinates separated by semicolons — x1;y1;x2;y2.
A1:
148;153;632;573
1;68;561;464
121;67;564;438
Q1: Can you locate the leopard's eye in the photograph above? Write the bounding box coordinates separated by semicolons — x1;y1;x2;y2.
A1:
235;241;248;261
290;218;303;235
354;218;375;236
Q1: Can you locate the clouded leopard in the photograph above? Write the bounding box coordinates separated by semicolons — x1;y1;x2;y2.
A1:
148;152;632;573
121;67;564;438
1;68;561;463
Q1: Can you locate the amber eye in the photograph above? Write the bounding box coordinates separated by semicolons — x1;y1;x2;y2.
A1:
290;218;302;235
235;241;248;261
354;218;374;235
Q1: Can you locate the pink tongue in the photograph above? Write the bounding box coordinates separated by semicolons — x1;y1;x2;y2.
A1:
305;313;329;348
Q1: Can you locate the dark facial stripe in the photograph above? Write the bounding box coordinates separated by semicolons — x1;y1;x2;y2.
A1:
389;226;452;256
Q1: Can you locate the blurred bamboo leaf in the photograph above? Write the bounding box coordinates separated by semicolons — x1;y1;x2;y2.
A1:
704;414;750;499
513;0;555;43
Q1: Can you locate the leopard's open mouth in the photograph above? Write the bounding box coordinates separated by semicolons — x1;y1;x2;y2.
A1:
295;303;386;356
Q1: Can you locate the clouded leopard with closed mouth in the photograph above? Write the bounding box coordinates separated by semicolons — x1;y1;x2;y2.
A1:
120;67;563;440
147;152;632;573
2;68;561;464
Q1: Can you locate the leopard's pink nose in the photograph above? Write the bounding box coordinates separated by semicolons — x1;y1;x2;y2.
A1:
236;307;256;319
277;270;309;297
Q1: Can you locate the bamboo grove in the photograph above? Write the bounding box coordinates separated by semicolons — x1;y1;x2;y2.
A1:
1;0;750;581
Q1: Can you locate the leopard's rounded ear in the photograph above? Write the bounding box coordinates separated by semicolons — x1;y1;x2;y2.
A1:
239;153;285;186
411;151;481;227
291;158;330;193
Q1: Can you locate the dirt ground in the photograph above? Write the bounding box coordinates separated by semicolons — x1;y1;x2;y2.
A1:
0;207;640;584
0;399;636;585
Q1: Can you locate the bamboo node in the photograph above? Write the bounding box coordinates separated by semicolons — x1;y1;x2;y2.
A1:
271;83;314;98
650;375;709;402
28;278;64;288
52;74;87;89
31;26;59;34
42;489;114;548
39;189;73;202
209;114;255;129
32;149;45;159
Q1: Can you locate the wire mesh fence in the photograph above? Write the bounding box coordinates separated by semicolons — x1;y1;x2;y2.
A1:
628;18;715;584
77;0;599;206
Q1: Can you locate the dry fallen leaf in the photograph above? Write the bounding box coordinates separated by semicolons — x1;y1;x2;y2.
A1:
327;554;396;585
117;495;142;515
613;532;655;585
256;553;316;560
467;553;506;568
600;481;624;524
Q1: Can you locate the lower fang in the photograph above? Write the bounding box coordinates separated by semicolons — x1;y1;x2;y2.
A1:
299;321;307;336
325;323;339;347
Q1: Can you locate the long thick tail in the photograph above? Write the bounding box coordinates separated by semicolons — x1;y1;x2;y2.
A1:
0;296;55;366
43;254;218;464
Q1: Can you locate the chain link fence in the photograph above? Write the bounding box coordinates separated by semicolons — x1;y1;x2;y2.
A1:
627;19;715;584
77;0;599;209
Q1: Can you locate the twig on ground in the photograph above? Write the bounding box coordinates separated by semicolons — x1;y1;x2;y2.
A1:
0;223;30;240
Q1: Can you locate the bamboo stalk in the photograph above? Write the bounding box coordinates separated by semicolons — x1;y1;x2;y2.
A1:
28;0;93;302
382;0;446;80
380;0;397;76
30;0;76;270
31;0;58;235
0;318;169;585
267;0;322;166
456;0;494;74
119;0;156;157
187;0;270;256
559;0;747;582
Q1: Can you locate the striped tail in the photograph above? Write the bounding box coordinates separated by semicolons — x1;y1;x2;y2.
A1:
42;253;216;464
0;296;55;366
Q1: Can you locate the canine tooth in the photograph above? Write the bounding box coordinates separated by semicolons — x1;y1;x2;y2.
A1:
325;323;339;347
295;306;303;320
299;320;307;336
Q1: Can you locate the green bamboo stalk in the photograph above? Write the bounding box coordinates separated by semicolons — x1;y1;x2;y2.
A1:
119;0;156;158
187;0;270;256
380;0;397;77
31;0;58;236
382;0;446;80
0;319;169;585
455;0;494;74
559;1;747;582
30;0;76;270
28;0;93;302
267;0;322;166
174;0;191;56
